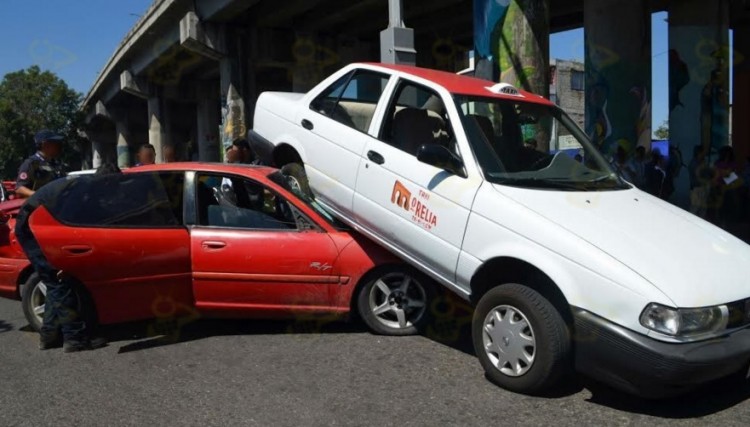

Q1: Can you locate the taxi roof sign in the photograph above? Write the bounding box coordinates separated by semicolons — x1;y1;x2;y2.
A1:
485;82;522;97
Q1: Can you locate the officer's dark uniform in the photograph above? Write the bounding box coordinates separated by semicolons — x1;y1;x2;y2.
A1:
15;151;66;193
15;176;87;348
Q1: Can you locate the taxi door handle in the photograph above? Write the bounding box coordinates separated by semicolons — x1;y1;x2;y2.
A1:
202;240;227;250
367;150;385;165
62;245;92;255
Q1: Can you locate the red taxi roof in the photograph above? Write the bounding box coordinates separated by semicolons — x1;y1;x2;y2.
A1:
363;63;555;106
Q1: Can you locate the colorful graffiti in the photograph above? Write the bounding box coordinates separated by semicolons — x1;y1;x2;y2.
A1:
474;0;549;150
473;0;548;94
497;0;548;95
583;3;651;157
669;27;730;159
473;0;510;62
220;87;246;151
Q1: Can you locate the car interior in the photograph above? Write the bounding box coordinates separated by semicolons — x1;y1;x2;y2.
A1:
382;88;456;157
196;175;297;230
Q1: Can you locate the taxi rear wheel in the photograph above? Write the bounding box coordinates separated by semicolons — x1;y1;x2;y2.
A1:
280;163;313;198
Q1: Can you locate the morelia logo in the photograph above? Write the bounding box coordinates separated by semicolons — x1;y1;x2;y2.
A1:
391;180;411;211
390;180;438;230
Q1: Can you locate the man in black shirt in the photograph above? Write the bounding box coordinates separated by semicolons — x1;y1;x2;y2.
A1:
15;130;67;198
15;163;120;352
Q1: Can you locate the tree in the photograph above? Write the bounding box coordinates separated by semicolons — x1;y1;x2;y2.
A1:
0;66;84;179
654;120;669;140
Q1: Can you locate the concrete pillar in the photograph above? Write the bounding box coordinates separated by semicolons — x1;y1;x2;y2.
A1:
668;0;730;206
732;26;750;168
114;120;131;168
473;0;549;92
474;0;550;150
498;0;549;97
147;94;169;163
197;82;221;162
219;28;248;152
91;141;103;169
584;0;651;158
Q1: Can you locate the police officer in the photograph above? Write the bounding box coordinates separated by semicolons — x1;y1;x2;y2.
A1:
15;130;67;198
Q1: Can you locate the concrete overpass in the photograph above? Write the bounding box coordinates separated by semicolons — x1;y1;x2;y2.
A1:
81;0;750;209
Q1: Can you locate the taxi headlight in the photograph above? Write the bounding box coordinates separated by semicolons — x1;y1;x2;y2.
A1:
639;303;728;339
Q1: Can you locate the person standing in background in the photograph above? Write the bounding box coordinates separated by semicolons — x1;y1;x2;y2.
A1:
15;130;67;199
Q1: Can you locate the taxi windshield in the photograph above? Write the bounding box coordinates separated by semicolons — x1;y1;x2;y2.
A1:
455;95;630;191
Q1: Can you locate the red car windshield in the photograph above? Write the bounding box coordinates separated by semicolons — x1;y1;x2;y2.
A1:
266;171;347;229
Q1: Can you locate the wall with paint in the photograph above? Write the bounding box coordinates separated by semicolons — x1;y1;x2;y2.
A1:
584;0;651;159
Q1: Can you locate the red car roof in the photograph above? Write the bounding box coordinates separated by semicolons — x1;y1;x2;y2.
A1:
362;63;555;106
128;162;279;178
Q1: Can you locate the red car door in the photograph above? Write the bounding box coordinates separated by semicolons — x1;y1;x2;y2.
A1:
190;172;342;317
30;171;193;324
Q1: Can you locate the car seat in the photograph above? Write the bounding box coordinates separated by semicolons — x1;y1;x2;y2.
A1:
392;108;441;155
197;180;219;225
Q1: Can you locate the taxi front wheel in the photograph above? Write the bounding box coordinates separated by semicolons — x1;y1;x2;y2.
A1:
472;284;572;395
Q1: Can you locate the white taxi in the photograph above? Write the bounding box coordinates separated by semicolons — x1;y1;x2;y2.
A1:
250;63;750;397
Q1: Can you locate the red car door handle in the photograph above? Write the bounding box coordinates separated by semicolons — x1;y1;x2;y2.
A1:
61;245;92;255
202;240;227;250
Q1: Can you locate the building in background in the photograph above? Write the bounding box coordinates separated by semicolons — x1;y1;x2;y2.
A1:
550;59;585;130
549;59;586;154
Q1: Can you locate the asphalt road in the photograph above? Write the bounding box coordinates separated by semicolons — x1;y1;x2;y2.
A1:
1;295;750;427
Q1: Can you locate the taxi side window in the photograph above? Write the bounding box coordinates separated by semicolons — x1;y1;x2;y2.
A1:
195;174;299;230
379;81;458;157
310;70;390;133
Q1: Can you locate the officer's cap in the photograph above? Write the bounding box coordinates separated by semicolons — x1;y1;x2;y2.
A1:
34;130;64;145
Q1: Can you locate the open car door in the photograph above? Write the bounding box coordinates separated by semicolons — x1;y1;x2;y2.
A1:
29;172;192;324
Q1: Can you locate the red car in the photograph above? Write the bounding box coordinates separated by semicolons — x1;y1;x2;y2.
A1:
0;163;434;336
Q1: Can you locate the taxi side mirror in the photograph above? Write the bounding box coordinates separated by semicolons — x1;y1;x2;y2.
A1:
416;144;466;178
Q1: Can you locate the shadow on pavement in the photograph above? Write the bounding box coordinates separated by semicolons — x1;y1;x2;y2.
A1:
108;316;369;354
106;287;481;357
0;320;12;333
583;374;750;418
418;288;476;356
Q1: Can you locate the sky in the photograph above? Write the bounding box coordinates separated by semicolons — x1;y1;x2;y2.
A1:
0;0;152;98
0;3;726;137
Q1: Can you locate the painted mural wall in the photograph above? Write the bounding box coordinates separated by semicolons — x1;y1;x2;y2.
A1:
473;0;548;95
668;28;730;160
584;1;651;159
668;24;730;209
474;0;549;150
